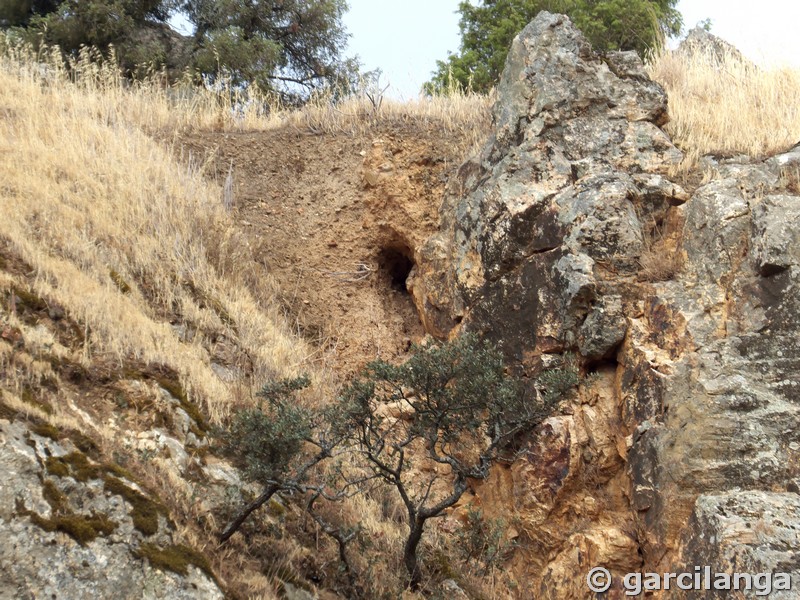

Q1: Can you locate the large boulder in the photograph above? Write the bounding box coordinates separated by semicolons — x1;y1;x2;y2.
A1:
410;11;684;360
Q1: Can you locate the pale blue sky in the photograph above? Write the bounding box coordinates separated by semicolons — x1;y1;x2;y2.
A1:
344;0;800;99
343;1;462;99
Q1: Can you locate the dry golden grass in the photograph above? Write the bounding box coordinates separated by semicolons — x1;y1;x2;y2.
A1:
0;37;435;599
0;40;318;424
0;36;491;147
8;32;797;183
649;45;800;169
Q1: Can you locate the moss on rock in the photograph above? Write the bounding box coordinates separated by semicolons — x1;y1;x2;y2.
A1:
30;421;61;441
134;543;215;580
29;511;117;546
103;475;168;536
45;455;70;478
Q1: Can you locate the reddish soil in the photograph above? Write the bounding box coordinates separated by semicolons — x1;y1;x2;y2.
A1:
178;120;476;374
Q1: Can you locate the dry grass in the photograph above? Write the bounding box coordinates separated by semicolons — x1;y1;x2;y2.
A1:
8;33;797;182
0;40;319;425
0;37;342;598
649;45;800;169
0;36;465;599
0;36;492;147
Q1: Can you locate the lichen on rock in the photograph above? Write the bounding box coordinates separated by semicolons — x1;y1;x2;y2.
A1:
0;420;223;599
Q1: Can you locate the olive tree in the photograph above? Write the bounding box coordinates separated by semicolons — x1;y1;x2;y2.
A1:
338;334;574;589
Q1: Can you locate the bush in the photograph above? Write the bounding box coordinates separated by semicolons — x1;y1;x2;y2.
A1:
225;376;313;483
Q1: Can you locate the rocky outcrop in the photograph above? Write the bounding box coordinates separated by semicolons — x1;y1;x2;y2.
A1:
410;11;684;355
677;492;800;599
678;26;751;65
0;420;223;599
629;150;800;579
414;12;800;598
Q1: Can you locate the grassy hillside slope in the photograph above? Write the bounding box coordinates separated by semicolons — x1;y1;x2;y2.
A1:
0;43;329;600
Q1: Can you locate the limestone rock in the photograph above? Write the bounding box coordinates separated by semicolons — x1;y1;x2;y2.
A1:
413;11;682;361
751;195;800;276
624;147;800;570
412;10;800;598
678;26;751;66
0;420;223;600
676;492;800;599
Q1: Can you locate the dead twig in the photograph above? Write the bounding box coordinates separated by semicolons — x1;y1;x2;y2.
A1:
314;262;373;283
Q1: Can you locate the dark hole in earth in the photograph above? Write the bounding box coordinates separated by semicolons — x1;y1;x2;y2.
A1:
378;244;414;293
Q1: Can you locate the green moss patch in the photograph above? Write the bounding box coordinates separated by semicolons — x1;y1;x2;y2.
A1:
44;450;109;483
103;475;169;536
102;462;137;481
40;451;169;538
120;363;209;435
45;455;70;478
19;489;117;547
267;498;286;517
21;386;53;415
42;479;67;512
67;431;101;458
27;417;104;464
30;421;61;441
155;375;209;435
62;451;104;482
29;511;117;546
134;543;215;580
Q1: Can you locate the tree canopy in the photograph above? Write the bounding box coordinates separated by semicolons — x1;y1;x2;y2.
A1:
1;0;358;100
183;0;358;98
426;0;682;94
1;1;181;73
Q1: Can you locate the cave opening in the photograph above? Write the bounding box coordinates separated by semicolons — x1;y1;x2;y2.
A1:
378;243;415;293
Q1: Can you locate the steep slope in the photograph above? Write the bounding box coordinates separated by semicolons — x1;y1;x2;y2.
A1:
0;47;322;599
177;120;483;374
